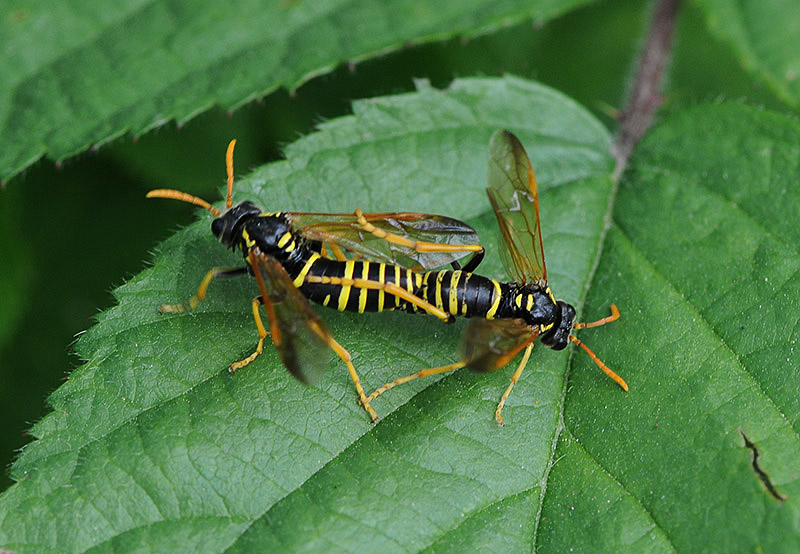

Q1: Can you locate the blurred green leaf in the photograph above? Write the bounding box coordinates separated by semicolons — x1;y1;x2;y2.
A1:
692;0;800;109
0;0;592;183
0;188;33;352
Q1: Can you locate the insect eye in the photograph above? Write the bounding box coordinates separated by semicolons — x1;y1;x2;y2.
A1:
211;218;225;239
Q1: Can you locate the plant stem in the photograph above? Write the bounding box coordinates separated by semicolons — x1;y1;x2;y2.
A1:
613;0;680;180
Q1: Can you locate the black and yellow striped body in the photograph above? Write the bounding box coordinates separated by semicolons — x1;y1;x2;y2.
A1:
214;208;570;347
411;270;574;351
413;270;561;328
233;211;430;315
302;258;424;313
235;211;496;317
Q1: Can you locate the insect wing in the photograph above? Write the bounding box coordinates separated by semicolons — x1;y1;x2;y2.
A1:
461;318;538;372
487;130;547;284
288;212;481;270
249;252;332;385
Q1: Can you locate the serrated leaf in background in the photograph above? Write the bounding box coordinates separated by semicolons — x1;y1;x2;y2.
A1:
0;0;592;183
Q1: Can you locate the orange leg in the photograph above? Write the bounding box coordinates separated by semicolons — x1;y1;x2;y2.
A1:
570;303;626;390
230;294;379;421
367;361;467;404
573;304;619;329
569;335;628;391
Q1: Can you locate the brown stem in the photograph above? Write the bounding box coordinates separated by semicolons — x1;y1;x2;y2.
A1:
613;0;680;180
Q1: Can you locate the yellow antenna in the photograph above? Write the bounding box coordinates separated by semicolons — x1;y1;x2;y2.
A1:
147;139;240;216
145;189;220;217
225;139;237;210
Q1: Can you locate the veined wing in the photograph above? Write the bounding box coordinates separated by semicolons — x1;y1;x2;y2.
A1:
287;211;482;271
486;130;547;285
461;318;538;372
249;250;332;385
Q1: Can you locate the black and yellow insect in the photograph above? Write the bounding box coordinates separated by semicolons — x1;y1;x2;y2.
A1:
147;140;485;421
367;130;626;425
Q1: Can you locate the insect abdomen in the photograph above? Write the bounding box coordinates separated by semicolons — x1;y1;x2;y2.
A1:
285;249;505;321
297;257;424;314
416;270;504;319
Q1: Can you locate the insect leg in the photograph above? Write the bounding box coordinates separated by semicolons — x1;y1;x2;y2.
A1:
326;241;349;262
366;361;467;403
323;337;379;422
304;275;455;323
353;208;485;265
568;335;628;391
495;341;534;426
225;287;380;425
573;304;620;329
312;240;350;262
570;304;627;391
159;267;248;313
230;296;269;372
450;248;485;273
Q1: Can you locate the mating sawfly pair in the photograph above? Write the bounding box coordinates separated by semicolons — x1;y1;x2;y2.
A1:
148;130;624;424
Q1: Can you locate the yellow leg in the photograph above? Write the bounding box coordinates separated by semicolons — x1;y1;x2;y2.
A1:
354;209;484;256
495;342;534;426
228;294;379;421
328;242;348;261
325;337;379;422
229;296;268;372
304;274;454;322
159;266;246;313
367;361;467;403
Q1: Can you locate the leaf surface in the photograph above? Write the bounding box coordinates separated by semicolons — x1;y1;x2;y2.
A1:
2;82;797;552
566;103;800;552
692;0;800;109
0;76;613;553
0;0;590;183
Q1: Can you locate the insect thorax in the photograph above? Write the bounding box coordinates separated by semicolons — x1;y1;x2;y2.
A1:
499;283;576;350
239;213;309;262
496;283;553;325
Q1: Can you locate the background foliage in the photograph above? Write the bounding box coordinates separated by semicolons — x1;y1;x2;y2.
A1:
1;0;799;552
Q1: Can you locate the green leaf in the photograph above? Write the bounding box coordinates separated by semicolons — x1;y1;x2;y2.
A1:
0;0;591;183
692;0;800;109
568;103;800;552
4;80;798;551
0;76;615;552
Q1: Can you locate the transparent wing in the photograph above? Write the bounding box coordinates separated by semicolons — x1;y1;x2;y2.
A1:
461;318;538;372
486;129;547;285
287;211;482;271
249;251;332;385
